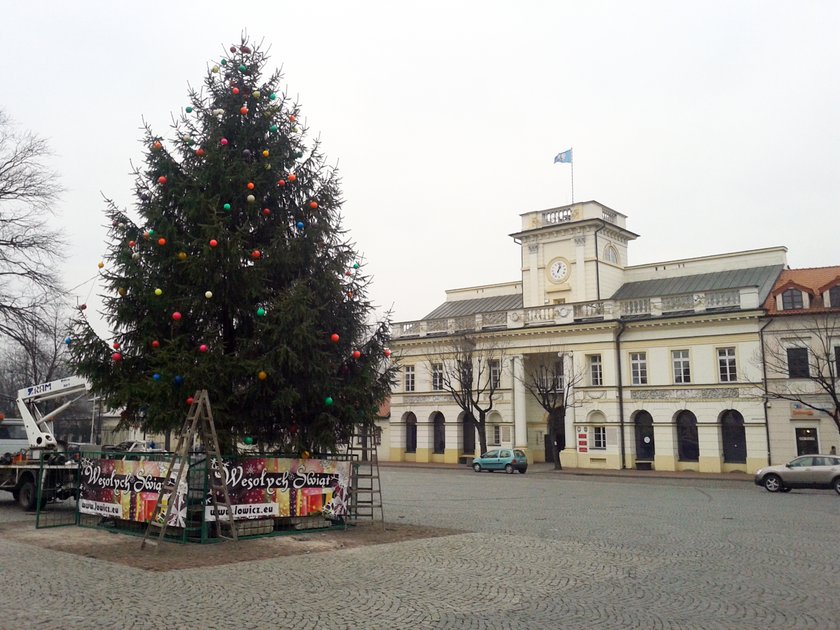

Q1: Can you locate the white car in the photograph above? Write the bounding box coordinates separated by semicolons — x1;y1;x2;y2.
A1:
754;455;840;494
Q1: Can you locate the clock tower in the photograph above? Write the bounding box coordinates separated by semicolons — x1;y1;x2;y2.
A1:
510;201;638;308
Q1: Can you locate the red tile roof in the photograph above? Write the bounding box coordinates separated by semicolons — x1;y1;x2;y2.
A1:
764;267;840;314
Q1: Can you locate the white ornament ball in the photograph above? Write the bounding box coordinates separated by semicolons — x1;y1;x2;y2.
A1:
252;90;261;98
213;108;225;117
132;252;140;260
246;194;256;203
205;291;213;299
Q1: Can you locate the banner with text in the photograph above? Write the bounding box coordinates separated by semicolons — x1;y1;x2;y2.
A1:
205;457;351;521
79;458;188;527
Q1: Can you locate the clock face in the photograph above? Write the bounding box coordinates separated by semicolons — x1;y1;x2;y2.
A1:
549;259;569;282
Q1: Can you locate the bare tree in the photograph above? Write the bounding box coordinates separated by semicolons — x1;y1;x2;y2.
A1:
759;312;840;435
0;110;65;345
428;334;505;455
521;352;586;470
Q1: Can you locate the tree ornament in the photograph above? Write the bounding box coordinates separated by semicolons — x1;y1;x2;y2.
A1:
232;87;240;95
174;375;184;385
154;288;162;296
213;108;224;117
97;261;104;269
262;150;269;157
246;194;256;203
112;352;122;361
149;341;160;350
253;90;261;99
128;240;135;248
262;208;271;216
353;262;360;269
244;436;254;445
185;106;193;113
199;344;208;353
241;45;251;54
296;221;304;230
78;304;87;311
113;342;120;350
384;348;392;358
330;333;340;343
269;93;277;101
289;115;296;122
276;179;286;187
288;174;297;182
153;373;160;381
269;124;278;132
238;64;246;72
257;370;267;381
64;337;72;345
309;201;318;209
177;251;187;261
158;176;167;185
118;287;127;296
152;141;162;151
171;311;182;321
324;396;334;406
256;307;266;317
223;203;231;211
251;250;261;260
247;182;255;190
240;106;248;115
242;149;252;159
158;237;166;246
148;229;155;236
205;291;213;299
345;270;352;276
352;350;361;360
346;291;353;299
220;138;229;146
212;65;220;73
186;396;194;406
195;148;206;157
229;46;237;53
132;252;140;260
209;239;218;248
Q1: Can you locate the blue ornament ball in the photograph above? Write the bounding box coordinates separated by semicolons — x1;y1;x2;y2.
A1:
296;221;304;230
64;337;72;345
174;375;184;385
153;373;161;381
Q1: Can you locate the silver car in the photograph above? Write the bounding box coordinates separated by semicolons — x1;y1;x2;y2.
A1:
754;455;840;494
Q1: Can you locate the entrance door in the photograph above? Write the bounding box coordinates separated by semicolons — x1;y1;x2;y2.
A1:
634;411;655;461
795;428;819;455
462;416;475;455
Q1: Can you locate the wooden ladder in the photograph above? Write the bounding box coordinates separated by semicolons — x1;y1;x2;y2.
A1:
347;425;384;527
141;390;238;548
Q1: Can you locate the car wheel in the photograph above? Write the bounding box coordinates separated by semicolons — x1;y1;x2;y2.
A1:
505;464;514;474
520;468;527;474
763;474;783;493
833;478;840;495
17;479;37;510
473;463;481;473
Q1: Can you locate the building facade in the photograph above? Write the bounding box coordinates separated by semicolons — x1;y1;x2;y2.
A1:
386;201;794;473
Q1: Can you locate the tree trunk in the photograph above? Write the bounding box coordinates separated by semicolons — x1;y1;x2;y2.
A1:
476;412;488;454
548;408;566;470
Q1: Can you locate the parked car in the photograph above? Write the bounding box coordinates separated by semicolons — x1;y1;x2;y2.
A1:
472;448;528;474
754;455;840;494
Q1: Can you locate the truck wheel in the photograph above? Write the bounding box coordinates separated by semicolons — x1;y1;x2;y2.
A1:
17;480;37;511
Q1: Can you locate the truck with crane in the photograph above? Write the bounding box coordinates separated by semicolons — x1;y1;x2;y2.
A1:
0;376;91;510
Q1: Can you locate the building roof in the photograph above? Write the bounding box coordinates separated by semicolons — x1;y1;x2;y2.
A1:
423;293;523;319
763;266;840;314
610;265;784;302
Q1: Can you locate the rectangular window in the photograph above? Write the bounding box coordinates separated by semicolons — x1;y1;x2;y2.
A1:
589;354;603;386
490;360;501;389
630;352;647;385
502;425;512;442
404;365;415;392
787;347;809;378
782;289;804;310
835;346;840;381
592;426;606;449
492;425;501;445
717;347;737;382
553;359;565;390
432;363;444;390
672;350;691;384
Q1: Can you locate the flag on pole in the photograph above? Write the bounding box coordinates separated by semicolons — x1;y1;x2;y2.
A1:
554;149;573;164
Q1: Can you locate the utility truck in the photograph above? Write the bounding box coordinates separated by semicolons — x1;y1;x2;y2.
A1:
0;376;91;510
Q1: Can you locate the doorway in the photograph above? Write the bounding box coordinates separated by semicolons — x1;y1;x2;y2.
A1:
795;427;819;455
634;411;655;461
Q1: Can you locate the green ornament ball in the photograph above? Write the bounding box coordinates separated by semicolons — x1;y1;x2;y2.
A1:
239;64;247;72
256;307;266;317
223;203;231;211
148;228;155;236
270;124;278;133
186;106;193;113
353;262;360;269
244;436;254;445
325;396;334;406
221;59;227;66
269;92;277;101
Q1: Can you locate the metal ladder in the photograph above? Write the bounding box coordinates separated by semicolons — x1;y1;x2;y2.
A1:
347;425;384;527
141;390;237;548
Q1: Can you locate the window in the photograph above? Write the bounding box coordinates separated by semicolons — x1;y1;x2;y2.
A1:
0;423;27;440
433;413;445;454
492;425;501;445
592;426;606;449
604;245;618;264
630;352;647;385
787;347;809;378
405;413;417;453
404;365;415;392
834;346;840;380
431;363;444;390
795;428;818;455
676;410;699;461
502;425;512;442
589;354;603;386
717;347;737;382
829;286;840;308
672;350;691;383
489;360;501;389
553;359;565;390
781;288;804;310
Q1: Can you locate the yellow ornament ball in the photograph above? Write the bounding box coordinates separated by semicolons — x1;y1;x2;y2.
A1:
177;251;188;261
97;261;104;269
262;150;269;158
118;287;127;297
205;291;213;299
257;370;267;381
154;288;163;296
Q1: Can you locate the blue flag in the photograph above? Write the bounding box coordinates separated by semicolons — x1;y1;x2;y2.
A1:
554;149;573;164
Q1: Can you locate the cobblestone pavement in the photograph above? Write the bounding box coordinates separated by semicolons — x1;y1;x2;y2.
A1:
2;468;840;629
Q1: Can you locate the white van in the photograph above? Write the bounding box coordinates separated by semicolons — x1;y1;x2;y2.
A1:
0;419;29;458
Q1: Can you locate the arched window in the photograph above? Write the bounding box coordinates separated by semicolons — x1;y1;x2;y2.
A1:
462;414;475;455
405;412;417;454
634;410;655;460
604;245;618;264
676;410;699;461
433;412;446;454
720;410;746;463
781;288;804;310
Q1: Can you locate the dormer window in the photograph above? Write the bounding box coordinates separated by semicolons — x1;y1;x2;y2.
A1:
829;285;840;308
781;288;804;310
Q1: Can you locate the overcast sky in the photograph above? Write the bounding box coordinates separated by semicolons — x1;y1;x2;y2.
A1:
2;1;838;335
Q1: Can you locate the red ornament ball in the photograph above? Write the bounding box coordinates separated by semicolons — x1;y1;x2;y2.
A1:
229;46;237;53
309;201;318;209
352;350;361;360
199;344;208;353
152;141;162;151
113;342;120;350
288;174;297;182
172;311;182;321
79;304;87;311
384;348;392;358
276;179;286;187
262;208;271;216
330;333;340;344
186;396;194;406
157;238;166;246
158;176;167;185
111;352;122;362
209;239;218;248
195;148;205;157
151;340;160;348
251;249;261;260
240;106;248;116
128;240;135;248
247;182;255;190
232;87;240;95
289;115;296;122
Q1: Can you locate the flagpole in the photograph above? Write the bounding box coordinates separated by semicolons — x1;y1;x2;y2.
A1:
570;147;574;204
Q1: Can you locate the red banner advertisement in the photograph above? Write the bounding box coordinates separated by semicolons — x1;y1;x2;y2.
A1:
79;458;188;527
205;457;351;521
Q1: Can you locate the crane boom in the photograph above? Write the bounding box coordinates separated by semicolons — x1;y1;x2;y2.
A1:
16;376;91;450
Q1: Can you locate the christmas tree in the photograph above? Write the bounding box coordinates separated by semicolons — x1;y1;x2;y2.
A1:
68;37;396;453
